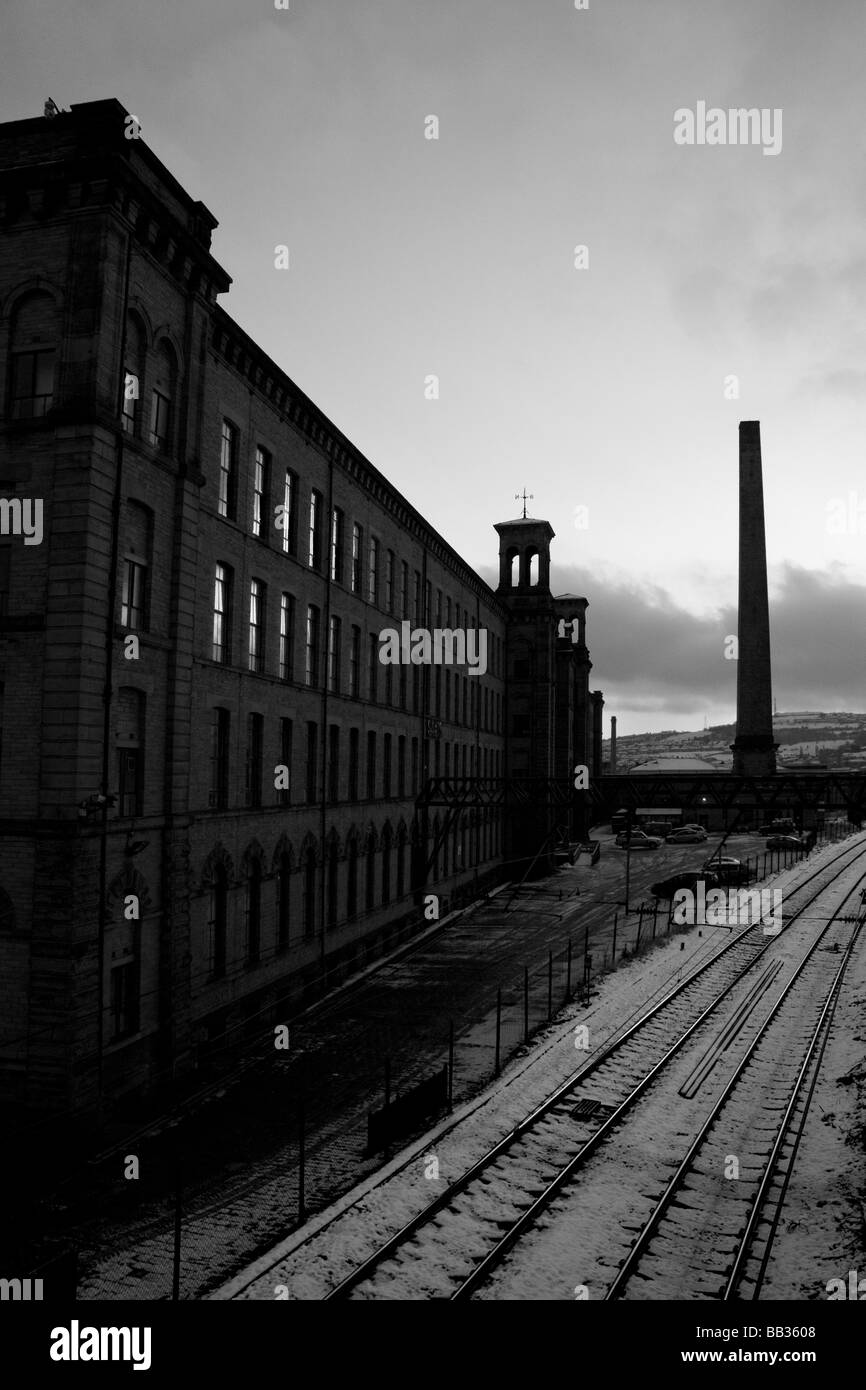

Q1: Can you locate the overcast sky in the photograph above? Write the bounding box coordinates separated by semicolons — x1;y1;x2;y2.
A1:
4;0;865;732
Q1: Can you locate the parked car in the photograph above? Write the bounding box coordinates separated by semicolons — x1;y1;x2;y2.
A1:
651;869;719;898
757;819;797;835
702;856;751;885
615;830;662;849
766;834;807;852
666;827;708;844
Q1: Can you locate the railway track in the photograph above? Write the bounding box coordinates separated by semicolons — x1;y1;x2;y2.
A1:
606;896;861;1300
324;834;866;1300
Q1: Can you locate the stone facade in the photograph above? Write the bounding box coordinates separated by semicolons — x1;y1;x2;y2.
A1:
0;100;600;1117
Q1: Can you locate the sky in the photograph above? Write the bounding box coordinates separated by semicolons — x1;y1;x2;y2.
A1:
3;0;865;733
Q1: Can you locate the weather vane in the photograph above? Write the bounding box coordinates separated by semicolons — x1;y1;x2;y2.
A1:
514;489;534;519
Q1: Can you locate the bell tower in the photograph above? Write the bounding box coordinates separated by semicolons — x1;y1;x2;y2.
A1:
495;511;558;871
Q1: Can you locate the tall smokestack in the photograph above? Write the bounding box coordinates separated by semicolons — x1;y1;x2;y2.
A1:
731;421;777;776
610;715;617;773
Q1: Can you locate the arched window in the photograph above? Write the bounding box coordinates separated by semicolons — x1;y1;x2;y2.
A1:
381;824;392;907
9;291;56;419
365;834;376;912
115;687;145;817
527;549;539;586
396;827;407;901
302;846;317;938
327;833;340;928
0;886;16;934
276;851;291;951
149;340;177;452
246;859;262;965
507;547;519;588
122;312;146;435
209;864;228;979
346;834;359;922
119;500;153;631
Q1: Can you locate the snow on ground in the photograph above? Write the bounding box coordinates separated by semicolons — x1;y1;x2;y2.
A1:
213;832;866;1300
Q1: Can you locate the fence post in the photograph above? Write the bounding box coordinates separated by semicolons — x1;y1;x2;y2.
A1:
494;987;502;1077
298;1094;306;1225
612;911;618;961
448;1020;454;1112
652;899;658;940
523;967;529;1044
566;939;573;999
636;904;644;952
172;1147;182;1302
547;951;553;1021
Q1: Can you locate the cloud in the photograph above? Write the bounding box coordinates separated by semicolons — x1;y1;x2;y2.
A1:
478;560;865;731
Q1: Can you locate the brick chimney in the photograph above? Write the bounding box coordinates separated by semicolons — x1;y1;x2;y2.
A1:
731;421;777;776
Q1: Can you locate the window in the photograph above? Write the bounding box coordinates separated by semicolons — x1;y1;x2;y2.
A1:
384;663;392;707
248;578;265;673
327;615;341;693
401;561;409;618
425;581;432;626
121;371;138;435
365;839;376;911
308;488;323;569
246;861;262;965
11;349;55;419
397;832;406;901
368;537;379;604
411;737;418;792
366;731;376;799
330;506;345;583
445;671;451;721
252;447;270;538
0;546;10;618
346;840;358;922
383;734;392;798
413;570;421;623
212;563;232;663
398;736;406;796
305;722;318;803
121;558;146;629
385;551;394;612
210;707;230;809
351;523;363;593
276;853;291;950
245;713;263;807
305;605;320;686
381;829;391;907
278;717;293;806
110;960;139;1041
348;728;360;801
350;625;361;698
327;840;339;928
328;724;340;802
399;665;407;710
279;593;295;680
116;688;144;818
368;634;378;703
412;665;420;714
280;469;298;555
435;667;442;715
118;748;142;818
218;420;238;519
149;388;170;450
209;865;228;978
436;589;442;625
303;848;316;937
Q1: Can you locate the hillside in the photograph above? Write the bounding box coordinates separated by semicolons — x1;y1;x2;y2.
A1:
603;712;866;773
